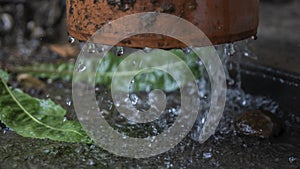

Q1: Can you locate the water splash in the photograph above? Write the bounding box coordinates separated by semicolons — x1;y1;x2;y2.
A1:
91;40;273;143
75;39;299;167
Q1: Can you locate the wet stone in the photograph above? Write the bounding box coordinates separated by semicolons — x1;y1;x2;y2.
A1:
235;110;282;138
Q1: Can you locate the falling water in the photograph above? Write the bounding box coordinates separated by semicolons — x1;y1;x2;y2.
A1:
71;38;297;167
92;40;279;139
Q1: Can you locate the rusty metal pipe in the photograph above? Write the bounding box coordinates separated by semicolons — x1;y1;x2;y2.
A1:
66;0;259;48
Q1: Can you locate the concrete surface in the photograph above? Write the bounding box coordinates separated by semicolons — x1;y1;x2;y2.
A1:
244;0;300;74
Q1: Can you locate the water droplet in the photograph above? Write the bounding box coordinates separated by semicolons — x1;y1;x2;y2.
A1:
279;78;285;84
241;100;247;106
88;159;95;166
152;127;158;135
143;47;152;53
289;156;297;163
201;117;205;124
129;79;134;91
229;43;236;55
182;47;192;55
121;132;127;139
197;60;203;66
243;51;250;57
130;79;135;84
164;160;173;168
117;47;124;56
129;93;139;105
169;108;179;115
132;60;136;66
225;43;235;56
203;152;212;159
43;149;50;154
97;46;105;53
77;62;87;72
87;43;96;53
66;98;72;106
149;136;156;142
68;36;75;44
251;35;258;40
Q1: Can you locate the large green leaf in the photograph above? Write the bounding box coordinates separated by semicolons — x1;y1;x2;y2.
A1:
0;70;92;143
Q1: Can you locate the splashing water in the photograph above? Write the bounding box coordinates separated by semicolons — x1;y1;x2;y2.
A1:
90;39;281;144
63;38;300;168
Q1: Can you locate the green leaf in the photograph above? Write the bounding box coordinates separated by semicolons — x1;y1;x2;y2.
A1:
0;73;92;143
10;62;74;81
10;49;202;92
0;69;10;83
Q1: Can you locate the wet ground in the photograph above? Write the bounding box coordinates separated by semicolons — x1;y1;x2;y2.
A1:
0;70;299;169
0;0;300;169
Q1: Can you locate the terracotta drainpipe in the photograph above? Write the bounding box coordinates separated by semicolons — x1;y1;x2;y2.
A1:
66;0;259;48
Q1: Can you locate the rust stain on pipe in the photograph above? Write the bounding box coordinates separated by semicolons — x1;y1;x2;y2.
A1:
66;0;259;48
